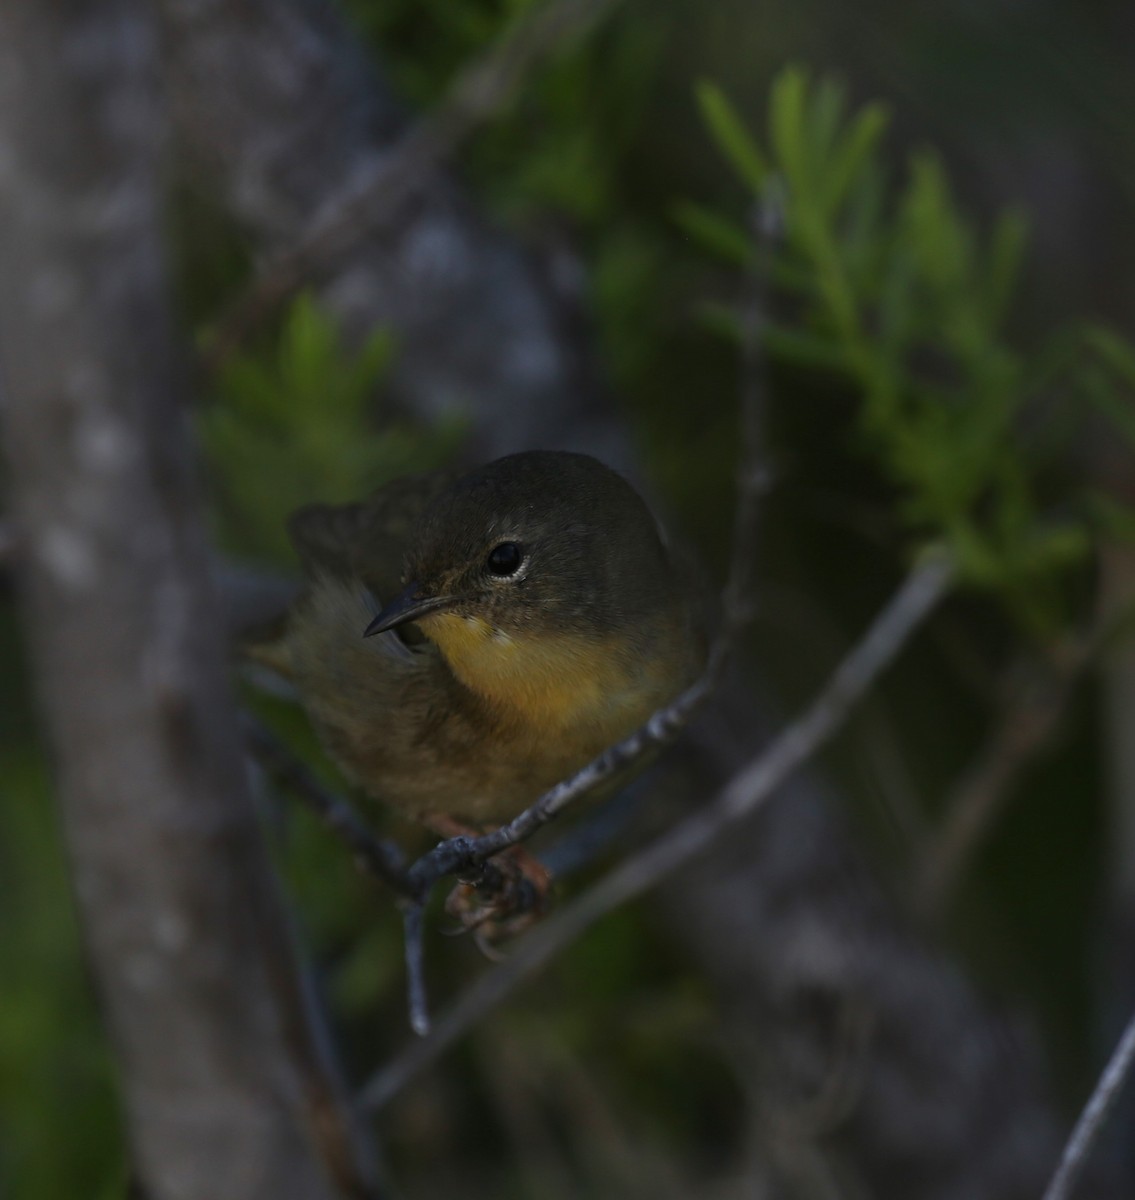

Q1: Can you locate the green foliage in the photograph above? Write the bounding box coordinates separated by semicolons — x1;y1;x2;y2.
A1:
695;81;768;194
347;0;664;225
344;0;541;105
689;69;1135;631
200;294;464;562
0;613;125;1198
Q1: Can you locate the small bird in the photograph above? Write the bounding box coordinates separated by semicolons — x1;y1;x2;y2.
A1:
260;450;707;862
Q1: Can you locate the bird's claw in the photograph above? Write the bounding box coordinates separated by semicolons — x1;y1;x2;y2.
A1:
443;847;551;946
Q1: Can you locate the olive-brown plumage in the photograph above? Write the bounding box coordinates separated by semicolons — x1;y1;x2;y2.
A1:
270;451;707;825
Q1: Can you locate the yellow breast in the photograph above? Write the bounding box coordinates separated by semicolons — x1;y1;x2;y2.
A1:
418;611;660;734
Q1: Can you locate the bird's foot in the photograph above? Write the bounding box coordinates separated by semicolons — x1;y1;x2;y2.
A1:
443;845;552;945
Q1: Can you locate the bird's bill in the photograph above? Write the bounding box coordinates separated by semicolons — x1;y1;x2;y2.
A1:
363;583;458;637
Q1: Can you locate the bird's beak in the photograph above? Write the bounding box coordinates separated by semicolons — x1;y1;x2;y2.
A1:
363;582;458;637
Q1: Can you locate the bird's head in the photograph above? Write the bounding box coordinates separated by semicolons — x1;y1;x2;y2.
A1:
363;451;695;724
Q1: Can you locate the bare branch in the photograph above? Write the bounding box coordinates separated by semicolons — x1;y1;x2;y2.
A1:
202;0;625;370
360;553;953;1109
914;649;1082;917
1042;1008;1135;1200
244;716;412;897
401;905;431;1039
409;665;725;890
722;192;783;628
915;619;1114;919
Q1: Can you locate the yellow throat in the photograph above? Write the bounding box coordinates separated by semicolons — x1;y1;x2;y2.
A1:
419;611;636;732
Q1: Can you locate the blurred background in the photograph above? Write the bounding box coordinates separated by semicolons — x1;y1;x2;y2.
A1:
3;0;1135;1196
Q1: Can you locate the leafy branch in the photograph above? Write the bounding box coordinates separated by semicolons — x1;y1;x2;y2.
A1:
683;67;1135;633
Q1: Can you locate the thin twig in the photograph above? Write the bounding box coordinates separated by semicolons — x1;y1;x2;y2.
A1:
259;876;388;1199
203;0;624;371
243;716;412;898
360;553;953;1109
724;189;783;627
406;664;725;884
915;621;1112;920
1041;1007;1135;1200
401;905;431;1038
538;777;653;879
914;655;1077;917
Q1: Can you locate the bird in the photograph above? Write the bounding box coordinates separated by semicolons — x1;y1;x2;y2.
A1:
254;450;707;922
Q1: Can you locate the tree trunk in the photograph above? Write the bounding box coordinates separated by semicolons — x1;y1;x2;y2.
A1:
0;3;366;1197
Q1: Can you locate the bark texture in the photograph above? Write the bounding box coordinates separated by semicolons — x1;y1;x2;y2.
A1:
0;4;360;1197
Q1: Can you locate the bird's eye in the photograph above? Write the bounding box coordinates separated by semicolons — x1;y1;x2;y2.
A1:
486;541;524;578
